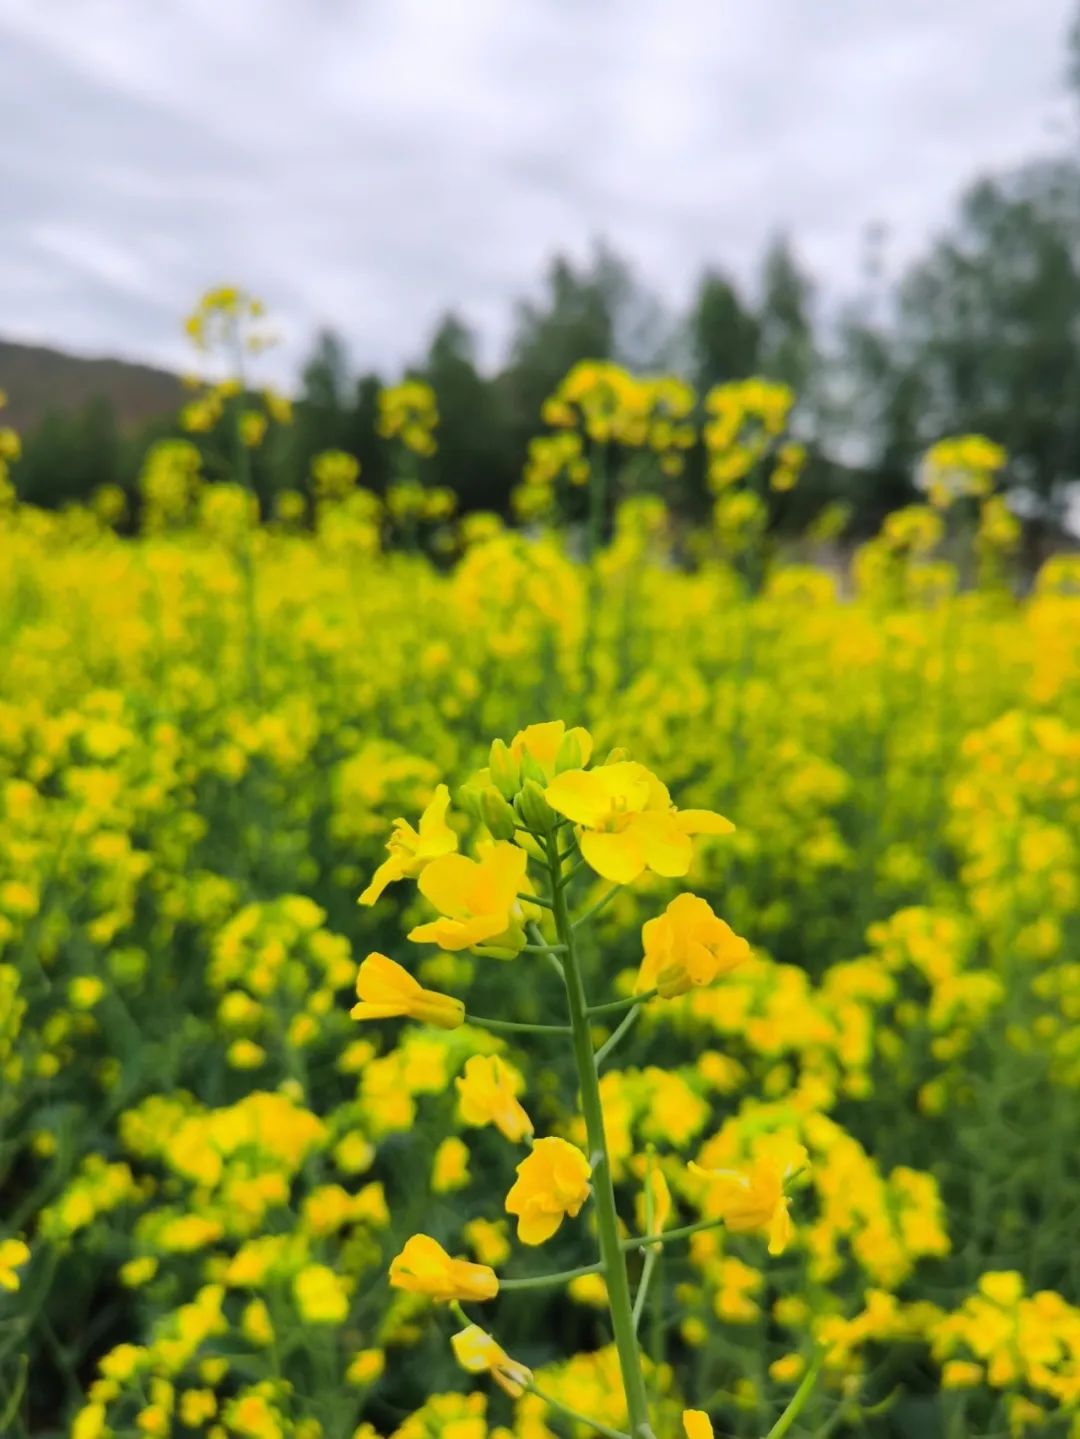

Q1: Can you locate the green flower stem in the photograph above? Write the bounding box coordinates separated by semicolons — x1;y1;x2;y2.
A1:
556;854;587;888
522;942;567;955
762;1350;824;1439
499;1212;734;1292
525;1382;630;1439
587;989;658;1018
465;1014;571;1036
632;1152;658;1335
630;1242;659;1333
547;833;654;1439
594;1004;641;1068
518;892;555;910
572;884;620;930
498;1260;603;1291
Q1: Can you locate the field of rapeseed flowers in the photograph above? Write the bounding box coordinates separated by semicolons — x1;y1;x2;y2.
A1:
1;292;1079;1439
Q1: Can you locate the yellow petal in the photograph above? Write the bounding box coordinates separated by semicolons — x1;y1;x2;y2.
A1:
417;783;456;848
631;813;693;877
515;1207;564;1246
768;1197;792;1256
417;853;477;916
676;809;735;836
579;829;645;884
544;769;608;827
683;1410;712;1439
358;855;404;906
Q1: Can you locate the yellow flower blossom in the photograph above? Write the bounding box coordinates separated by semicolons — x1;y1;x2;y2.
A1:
690;1136;808;1256
350;952;464;1030
451;1325;532;1397
389;1234;498;1303
0;1238;30;1290
638;893;750;997
683;1410;712;1439
408;842;528;956
359;784;457;905
545;762;733;884
505;1137;592;1245
456;1055;533;1142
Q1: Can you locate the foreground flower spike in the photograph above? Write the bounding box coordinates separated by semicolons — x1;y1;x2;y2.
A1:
408;842;529;956
388;1234;498;1302
349;952;464;1030
451;1325;532;1397
456;1055;533;1143
638;893;750;998
505;1136;592;1244
683;1410;713;1439
545;761;734;884
690;1136;809;1256
358;783;457;905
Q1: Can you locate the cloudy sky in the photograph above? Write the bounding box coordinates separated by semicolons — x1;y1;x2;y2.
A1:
1;0;1075;382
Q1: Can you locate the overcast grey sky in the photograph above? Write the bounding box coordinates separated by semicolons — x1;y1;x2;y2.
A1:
0;0;1074;382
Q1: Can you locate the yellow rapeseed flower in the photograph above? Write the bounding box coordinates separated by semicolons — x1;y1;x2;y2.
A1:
408;842;529;956
359;784;457;905
389;1234;498;1303
451;1325;532;1397
505;1137;591;1245
456;1055;533;1143
638;894;750;998
545;761;733;884
350;952;464;1030
690;1135;808;1256
0;1238;30;1290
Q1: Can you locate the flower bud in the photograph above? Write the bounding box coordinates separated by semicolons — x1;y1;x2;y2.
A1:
519;751;549;787
516;779;557;834
602;747;632;765
554;729;586;773
481;788;518;842
454;776;486;823
488;739;520;799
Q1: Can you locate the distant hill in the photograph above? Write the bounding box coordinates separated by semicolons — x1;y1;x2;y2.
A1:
0;338;183;432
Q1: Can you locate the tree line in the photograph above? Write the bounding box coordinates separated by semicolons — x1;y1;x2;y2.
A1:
11;71;1080;544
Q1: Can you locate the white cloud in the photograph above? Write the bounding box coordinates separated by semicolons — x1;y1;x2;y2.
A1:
0;0;1073;382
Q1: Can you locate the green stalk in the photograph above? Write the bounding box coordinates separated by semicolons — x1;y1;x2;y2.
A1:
499;1212;736;1291
547;833;653;1439
762;1350;824;1439
465;1014;571;1036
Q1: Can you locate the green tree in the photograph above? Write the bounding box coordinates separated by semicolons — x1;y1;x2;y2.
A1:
893;161;1080;526
686;269;760;391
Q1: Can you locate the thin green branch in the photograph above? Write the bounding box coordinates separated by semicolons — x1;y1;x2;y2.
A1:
465;1014;571;1036
631;1249;659;1333
499;1259;603;1291
519;892;555;910
587;988;658;1018
762;1349;825;1439
572;884;620;930
594;1005;641;1068
522;942;567;954
524;1382;630;1439
499;1212;734;1292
